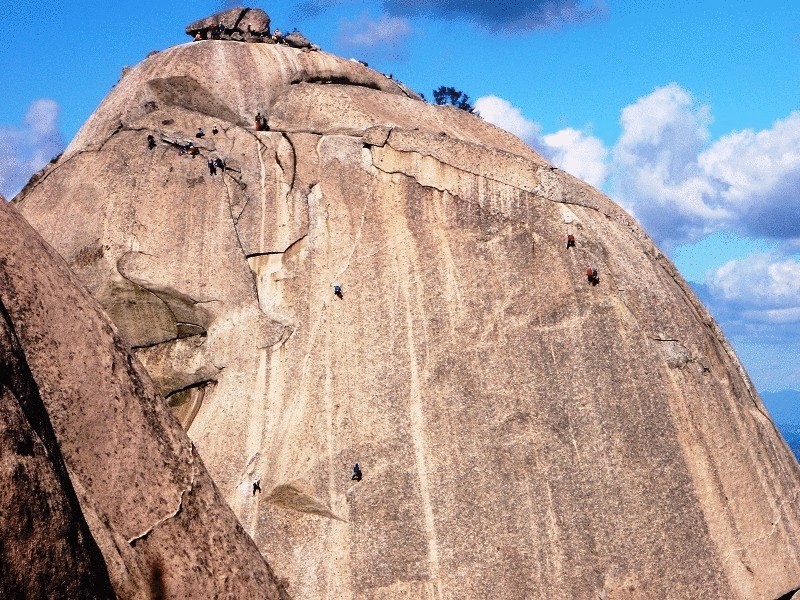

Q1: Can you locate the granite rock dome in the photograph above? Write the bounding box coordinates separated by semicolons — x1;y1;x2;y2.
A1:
16;23;800;600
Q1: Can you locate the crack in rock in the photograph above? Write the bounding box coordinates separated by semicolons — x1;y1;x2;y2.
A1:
127;443;197;546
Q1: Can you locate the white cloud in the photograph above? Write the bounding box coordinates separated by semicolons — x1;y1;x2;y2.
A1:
473;95;541;144
612;85;800;244
708;254;800;311
476;94;608;189
0;99;64;199
338;13;411;52
542;127;609;189
471;87;800;248
611;83;726;243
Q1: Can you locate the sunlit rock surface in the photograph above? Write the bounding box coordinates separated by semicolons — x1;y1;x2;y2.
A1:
16;35;800;600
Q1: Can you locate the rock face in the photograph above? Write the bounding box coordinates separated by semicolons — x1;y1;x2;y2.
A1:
0;212;115;597
16;34;800;600
0;200;289;598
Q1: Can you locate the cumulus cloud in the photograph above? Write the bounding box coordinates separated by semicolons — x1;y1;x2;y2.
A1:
613;85;800;245
475;94;609;189
708;254;800;312
473;86;800;248
697;253;800;382
611;83;724;243
542;128;609;189
699;112;800;238
338;13;411;50
473;95;541;144
0;99;64;200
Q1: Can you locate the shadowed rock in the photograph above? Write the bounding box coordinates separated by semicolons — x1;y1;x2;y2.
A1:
16;33;800;600
0;200;289;598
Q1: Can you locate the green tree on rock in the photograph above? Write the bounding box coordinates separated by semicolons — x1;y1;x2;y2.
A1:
432;86;475;112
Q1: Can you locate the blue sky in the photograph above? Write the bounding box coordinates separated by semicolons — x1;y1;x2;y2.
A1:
1;1;799;394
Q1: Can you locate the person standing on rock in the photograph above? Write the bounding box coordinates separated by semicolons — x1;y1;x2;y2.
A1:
352;464;362;481
147;134;156;150
253;480;262;495
208;159;217;176
567;234;576;249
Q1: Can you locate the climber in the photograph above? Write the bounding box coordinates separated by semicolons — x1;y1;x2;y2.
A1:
272;28;283;43
566;234;576;249
334;284;344;299
352;464;362;482
208;158;217;176
147;134;156;150
255;112;265;131
196;127;205;139
212;124;219;135
194;32;202;42
214;157;225;171
253;480;262;495
187;142;199;157
586;266;599;286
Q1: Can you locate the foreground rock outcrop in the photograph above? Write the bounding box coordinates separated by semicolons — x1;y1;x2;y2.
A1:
0;200;115;599
0;200;288;598
16;14;800;599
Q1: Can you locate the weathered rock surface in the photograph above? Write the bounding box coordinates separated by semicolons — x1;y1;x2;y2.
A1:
0;200;289;598
16;35;800;600
0;210;115;597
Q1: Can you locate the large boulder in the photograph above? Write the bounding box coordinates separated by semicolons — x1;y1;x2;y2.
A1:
283;31;312;49
16;37;800;600
0;199;289;598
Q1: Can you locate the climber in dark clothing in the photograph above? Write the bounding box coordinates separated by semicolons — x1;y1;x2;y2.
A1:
566;234;576;249
334;284;344;299
214;157;225;171
147;134;156;150
255;112;265;131
208;159;217;176
253;480;261;495
196;127;205;139
586;266;599;286
352;464;362;481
